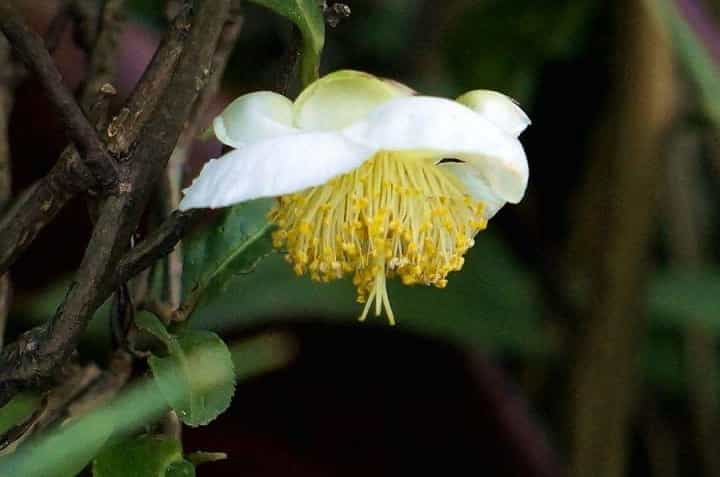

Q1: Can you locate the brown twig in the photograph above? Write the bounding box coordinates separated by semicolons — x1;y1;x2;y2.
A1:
0;150;94;275
44;0;73;53
0;32;16;212
161;410;182;440
78;0;126;112
66;350;133;417
107;5;192;157
664;126;720;477
0;362;101;453
0;3;190;275
566;2;676;476
161;0;243;309
68;0;102;53
117;210;199;287
0;33;16;351
140;299;178;324
0;352;131;453
0;277;8;352
47;0;103;55
0;0;231;407
0;2;118;189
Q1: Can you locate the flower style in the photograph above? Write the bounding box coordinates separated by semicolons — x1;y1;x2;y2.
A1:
179;70;530;325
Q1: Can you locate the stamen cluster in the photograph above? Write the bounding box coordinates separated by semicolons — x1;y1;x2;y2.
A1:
269;152;487;324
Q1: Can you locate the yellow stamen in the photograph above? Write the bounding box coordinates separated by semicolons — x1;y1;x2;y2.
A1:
269;151;487;324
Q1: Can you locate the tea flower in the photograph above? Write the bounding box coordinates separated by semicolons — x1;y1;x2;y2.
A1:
179;70;530;324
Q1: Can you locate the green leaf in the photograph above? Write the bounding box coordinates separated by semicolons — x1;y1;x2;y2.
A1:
648;267;720;333
166;460;196;477
0;413;113;477
92;435;189;477
0;335;293;477
191;233;553;356
182;199;275;319
12;278;113;357
148;330;235;427
135;312;177;350
0;392;41;436
247;0;325;86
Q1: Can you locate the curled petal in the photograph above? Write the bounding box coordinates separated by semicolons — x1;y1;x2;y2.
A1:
213;91;297;148
293;70;413;131
179;132;373;210
343;96;529;203
438;162;506;219
456;90;530;138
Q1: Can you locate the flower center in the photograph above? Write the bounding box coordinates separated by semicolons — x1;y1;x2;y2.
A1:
268;151;487;324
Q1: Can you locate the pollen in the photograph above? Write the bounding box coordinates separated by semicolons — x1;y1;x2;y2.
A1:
268;151;487;325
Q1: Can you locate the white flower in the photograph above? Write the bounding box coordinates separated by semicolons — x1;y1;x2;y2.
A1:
180;70;530;324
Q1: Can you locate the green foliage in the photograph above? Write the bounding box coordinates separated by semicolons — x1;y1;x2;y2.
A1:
246;0;325;86
165;460;196;477
0;409;114;477
0;336;292;477
643;331;687;392
0;392;40;436
11;280;112;355
138;314;236;427
648;267;720;333
137;311;176;345
192;233;553;356
643;267;720;393
443;0;597;100
182;199;275;318
93;435;194;477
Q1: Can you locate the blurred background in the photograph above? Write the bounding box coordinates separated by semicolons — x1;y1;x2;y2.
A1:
5;0;720;476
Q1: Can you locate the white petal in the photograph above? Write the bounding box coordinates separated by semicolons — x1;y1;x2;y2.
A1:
213;91;297;148
438;162;506;219
343;96;529;203
293;70;413;131
179;132;373;210
456;90;530;137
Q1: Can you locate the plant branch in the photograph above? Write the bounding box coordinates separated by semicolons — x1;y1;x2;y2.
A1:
107;5;192;157
0;151;95;275
44;1;73;53
78;0;126;112
0;2;118;189
0;0;231;407
161;0;242;308
664;126;720;477
0;25;21;352
0;31;16;213
68;0;102;53
116;210;199;285
566;2;676;476
0;362;101;453
0;2;190;275
47;0;103;55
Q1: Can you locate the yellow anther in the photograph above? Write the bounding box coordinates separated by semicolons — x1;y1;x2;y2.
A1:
298;221;312;235
267;152;488;324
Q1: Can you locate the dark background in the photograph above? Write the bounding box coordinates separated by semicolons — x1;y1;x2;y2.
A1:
6;1;720;476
